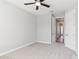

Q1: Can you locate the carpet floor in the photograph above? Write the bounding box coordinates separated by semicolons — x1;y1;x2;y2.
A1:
0;42;77;59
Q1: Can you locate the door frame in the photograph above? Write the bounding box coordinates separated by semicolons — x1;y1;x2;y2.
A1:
51;16;64;44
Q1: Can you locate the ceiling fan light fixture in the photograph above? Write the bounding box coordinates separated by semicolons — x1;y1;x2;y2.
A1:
35;2;40;6
24;0;50;10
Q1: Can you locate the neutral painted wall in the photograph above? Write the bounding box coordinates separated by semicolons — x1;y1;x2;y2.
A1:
75;4;78;54
64;9;77;52
0;0;36;54
51;16;56;43
37;14;51;44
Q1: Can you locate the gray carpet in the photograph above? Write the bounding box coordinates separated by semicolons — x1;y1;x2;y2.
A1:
0;43;77;59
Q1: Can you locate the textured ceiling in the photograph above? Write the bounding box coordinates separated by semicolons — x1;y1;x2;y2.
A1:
4;0;77;16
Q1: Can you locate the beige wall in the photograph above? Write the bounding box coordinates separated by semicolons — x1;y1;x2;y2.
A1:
64;8;77;52
37;13;51;44
0;0;36;54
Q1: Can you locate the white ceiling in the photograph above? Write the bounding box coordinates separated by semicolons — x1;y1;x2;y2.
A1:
4;0;77;16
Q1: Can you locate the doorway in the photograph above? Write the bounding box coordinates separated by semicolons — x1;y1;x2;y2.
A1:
56;18;64;43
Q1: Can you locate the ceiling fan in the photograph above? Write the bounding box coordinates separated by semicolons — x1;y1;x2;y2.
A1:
24;0;50;10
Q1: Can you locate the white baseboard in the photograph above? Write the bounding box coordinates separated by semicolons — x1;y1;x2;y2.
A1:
37;41;51;44
0;42;35;56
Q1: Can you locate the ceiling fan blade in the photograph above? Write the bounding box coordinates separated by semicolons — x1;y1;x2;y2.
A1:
41;3;50;8
36;6;39;10
40;0;44;2
35;0;37;1
24;2;35;5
